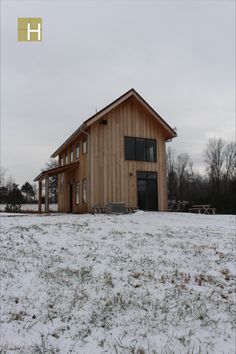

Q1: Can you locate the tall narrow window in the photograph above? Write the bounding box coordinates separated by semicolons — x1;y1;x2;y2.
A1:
60;157;64;166
75;181;80;205
70;150;74;162
60;173;64;193
83;140;87;154
76;144;80;159
82;179;87;203
147;140;156;162
65;154;68;165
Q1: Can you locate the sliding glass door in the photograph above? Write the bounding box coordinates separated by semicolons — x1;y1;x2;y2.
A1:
137;172;158;211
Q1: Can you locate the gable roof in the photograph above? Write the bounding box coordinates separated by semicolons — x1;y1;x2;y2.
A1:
51;88;177;158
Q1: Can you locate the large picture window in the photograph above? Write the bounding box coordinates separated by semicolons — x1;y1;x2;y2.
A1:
125;137;157;162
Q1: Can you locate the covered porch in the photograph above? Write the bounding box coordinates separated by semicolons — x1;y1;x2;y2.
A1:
34;161;79;213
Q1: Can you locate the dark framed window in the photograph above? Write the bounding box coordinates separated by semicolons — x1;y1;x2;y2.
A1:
136;138;146;161
125;137;157;162
147;140;156;162
125;137;135;160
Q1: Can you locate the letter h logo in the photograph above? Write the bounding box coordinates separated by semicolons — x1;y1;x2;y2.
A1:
18;18;42;41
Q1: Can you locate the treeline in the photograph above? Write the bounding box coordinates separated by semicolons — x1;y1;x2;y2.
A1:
167;138;236;213
0;176;37;211
0;159;58;212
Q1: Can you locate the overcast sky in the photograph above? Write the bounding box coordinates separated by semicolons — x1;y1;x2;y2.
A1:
1;0;235;186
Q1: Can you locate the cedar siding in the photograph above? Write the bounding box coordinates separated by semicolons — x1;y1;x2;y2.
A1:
90;97;168;211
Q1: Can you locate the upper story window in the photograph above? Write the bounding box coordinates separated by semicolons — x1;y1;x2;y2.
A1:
65;153;68;165
125;137;157;162
83;140;87;154
60;157;64;166
76;144;80;159
70;150;74;163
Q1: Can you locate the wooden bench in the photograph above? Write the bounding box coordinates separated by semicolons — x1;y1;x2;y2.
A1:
209;208;216;214
188;207;202;214
91;207;137;214
188;205;216;215
91;207;105;214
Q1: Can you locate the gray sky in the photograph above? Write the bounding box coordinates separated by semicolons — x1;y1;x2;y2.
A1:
1;0;235;186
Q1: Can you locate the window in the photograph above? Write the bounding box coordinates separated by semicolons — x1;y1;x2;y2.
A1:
147;140;156;162
125;137;157;162
83;140;87;154
60;157;64;166
76;144;80;159
125;137;135;160
60;173;64;193
136;138;146;161
75;182;80;205
70;150;74;162
82;179;87;203
65;154;68;165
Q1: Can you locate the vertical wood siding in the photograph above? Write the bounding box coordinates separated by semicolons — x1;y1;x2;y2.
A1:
90;97;168;211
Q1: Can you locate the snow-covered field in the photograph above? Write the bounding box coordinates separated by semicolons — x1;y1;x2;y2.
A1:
0;212;235;354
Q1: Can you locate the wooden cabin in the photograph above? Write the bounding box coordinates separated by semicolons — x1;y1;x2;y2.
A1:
34;89;177;213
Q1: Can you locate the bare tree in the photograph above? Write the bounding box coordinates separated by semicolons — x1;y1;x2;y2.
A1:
0;166;7;187
166;147;177;203
223;142;236;187
204;137;225;194
42;158;58;203
176;153;191;202
6;175;15;192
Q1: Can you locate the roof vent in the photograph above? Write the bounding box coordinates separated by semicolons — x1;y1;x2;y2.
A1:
99;119;107;125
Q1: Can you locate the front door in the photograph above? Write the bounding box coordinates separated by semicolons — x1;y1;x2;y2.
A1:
69;184;73;213
137;172;158;211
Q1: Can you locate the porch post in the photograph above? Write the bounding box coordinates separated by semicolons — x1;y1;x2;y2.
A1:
45;176;49;213
38;180;42;213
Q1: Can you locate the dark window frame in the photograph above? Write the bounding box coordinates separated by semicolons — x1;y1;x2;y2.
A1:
124;136;157;162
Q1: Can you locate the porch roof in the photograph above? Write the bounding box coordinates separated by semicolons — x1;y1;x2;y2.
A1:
34;161;79;182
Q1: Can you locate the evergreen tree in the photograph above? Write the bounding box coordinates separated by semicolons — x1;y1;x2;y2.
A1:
5;184;24;212
21;181;35;202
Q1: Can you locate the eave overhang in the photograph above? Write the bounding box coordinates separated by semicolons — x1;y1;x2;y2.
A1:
34;161;79;182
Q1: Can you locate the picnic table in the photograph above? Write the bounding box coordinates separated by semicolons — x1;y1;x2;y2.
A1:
188;204;216;215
